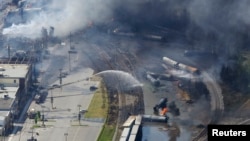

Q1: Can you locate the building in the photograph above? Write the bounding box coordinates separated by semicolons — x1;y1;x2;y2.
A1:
0;64;33;94
0;63;33;135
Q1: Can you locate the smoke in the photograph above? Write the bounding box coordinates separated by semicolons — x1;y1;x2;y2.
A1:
188;0;250;31
2;0;113;39
187;0;250;54
3;0;250;47
111;0;250;56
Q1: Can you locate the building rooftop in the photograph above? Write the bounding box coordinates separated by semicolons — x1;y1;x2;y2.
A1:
0;111;10;126
0;64;29;78
0;111;10;117
122;115;136;127
0;87;18;98
0;87;18;110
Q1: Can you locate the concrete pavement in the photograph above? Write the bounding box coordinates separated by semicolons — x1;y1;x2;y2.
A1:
7;68;103;141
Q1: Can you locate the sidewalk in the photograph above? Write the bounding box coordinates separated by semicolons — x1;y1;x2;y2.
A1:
8;68;103;141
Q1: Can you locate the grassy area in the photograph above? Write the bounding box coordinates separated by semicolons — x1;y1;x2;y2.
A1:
84;82;108;118
85;80;117;141
97;125;116;141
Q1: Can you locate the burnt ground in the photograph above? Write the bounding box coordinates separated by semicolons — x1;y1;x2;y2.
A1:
1;1;250;141
0;23;227;140
64;28;214;140
43;26;249;141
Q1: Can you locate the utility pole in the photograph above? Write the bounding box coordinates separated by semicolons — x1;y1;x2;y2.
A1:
50;90;54;109
41;105;45;127
64;133;68;141
78;104;81;112
51;96;54;109
68;50;77;72
68;52;71;72
59;68;63;92
7;44;10;59
69;32;72;49
59;69;62;85
77;104;81;125
31;127;34;141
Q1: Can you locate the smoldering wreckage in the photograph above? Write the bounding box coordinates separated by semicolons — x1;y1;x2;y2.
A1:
0;0;250;141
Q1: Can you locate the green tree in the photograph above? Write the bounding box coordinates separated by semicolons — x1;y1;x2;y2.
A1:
37;111;41;119
34;116;38;124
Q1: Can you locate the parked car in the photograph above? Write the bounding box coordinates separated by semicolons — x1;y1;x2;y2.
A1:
89;86;98;91
34;94;46;104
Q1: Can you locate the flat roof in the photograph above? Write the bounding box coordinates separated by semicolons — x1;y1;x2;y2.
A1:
135;115;142;125
0;87;18;99
0;87;17;110
0;64;29;78
121;127;131;138
0;111;10;125
130;124;139;135
128;134;137;141
0;111;10;117
122;115;136;127
0;98;14;110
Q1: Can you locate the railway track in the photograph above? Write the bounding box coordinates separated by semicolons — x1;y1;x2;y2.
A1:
192;72;224;141
81;35;144;140
202;72;224;123
82;32;224;141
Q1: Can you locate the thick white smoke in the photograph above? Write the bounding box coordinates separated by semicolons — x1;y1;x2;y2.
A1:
2;0;113;39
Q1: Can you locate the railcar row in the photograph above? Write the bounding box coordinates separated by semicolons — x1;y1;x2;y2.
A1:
162;56;200;75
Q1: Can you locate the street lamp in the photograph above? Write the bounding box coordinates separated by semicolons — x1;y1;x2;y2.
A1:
64;133;68;141
41;105;45;127
77;104;81;112
31;127;34;141
68;51;71;72
77;105;81;125
59;69;62;85
68;50;77;72
49;88;54;109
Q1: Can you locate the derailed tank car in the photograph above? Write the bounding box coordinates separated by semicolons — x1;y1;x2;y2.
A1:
146;73;160;87
163;57;178;68
162;56;200;75
178;63;200;75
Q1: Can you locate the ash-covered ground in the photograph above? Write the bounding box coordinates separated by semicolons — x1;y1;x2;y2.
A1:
1;0;250;141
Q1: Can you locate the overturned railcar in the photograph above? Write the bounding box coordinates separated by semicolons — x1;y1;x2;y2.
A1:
162;56;200;75
178;63;200;75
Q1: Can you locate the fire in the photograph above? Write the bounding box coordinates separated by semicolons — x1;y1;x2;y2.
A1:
160;107;168;116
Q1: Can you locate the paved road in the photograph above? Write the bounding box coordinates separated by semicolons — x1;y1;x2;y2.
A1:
7;68;103;141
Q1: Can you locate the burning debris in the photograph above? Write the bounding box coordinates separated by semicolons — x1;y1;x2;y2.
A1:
153;98;180;117
153;97;168;115
0;1;249;141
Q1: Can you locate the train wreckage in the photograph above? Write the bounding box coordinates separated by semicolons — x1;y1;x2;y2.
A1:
162;56;200;75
